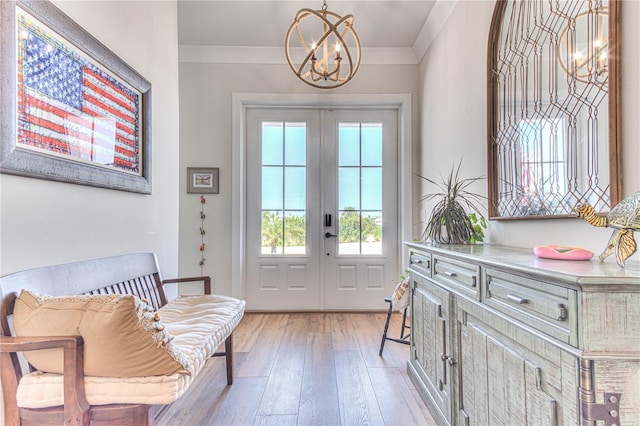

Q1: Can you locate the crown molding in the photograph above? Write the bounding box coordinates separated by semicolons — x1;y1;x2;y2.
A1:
179;0;458;66
412;0;458;63
179;45;419;65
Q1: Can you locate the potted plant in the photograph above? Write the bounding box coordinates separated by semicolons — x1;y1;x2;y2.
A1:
417;160;487;244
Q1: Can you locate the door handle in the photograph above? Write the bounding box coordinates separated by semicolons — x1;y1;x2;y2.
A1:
325;232;338;238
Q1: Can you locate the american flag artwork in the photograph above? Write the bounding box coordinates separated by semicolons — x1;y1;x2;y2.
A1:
16;10;141;175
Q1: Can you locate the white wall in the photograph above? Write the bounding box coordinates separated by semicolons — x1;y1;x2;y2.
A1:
417;0;640;264
0;1;181;278
178;62;419;295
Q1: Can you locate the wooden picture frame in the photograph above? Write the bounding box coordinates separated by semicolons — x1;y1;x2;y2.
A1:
0;0;152;193
187;167;219;194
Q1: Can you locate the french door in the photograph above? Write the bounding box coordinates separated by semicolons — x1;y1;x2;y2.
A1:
245;108;398;311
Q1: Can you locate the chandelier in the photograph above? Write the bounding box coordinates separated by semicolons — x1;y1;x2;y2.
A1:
285;0;361;89
557;6;608;84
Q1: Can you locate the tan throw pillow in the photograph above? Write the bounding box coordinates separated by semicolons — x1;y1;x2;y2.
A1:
13;290;190;377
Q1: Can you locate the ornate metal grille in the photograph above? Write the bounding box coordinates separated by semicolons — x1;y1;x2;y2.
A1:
488;0;621;219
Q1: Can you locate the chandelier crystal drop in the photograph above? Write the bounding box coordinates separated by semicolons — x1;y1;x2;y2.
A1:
285;0;361;89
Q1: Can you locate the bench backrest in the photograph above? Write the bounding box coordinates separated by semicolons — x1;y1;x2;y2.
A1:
0;253;171;423
0;252;168;338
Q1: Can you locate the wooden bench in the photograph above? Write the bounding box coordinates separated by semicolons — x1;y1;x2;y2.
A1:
0;253;245;426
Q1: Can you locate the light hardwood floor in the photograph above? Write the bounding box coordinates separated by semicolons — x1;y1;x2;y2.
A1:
156;312;436;426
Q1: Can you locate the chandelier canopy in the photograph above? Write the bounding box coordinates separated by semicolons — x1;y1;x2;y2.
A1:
285;1;361;89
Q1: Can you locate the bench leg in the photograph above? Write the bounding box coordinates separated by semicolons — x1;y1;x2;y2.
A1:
225;334;233;385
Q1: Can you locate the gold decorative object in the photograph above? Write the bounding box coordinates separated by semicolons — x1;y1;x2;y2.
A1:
285;0;361;89
575;191;640;267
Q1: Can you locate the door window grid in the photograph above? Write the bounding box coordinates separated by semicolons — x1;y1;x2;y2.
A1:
261;121;306;255
338;122;383;255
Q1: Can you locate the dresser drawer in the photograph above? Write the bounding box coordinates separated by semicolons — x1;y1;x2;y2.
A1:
432;255;480;300
484;268;578;345
409;251;431;277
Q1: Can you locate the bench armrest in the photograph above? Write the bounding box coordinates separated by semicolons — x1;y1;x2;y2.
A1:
0;335;90;425
162;276;211;295
1;335;83;352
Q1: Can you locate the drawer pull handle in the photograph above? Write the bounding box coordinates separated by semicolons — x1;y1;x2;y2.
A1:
444;271;457;278
411;257;430;270
507;294;529;305
440;353;457;366
558;303;568;321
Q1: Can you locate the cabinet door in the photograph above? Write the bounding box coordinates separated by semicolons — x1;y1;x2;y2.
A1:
455;311;560;426
411;274;452;424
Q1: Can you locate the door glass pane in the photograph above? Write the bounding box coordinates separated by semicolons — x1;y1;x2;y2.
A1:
285;167;305;210
338;123;360;166
362;212;382;254
361;123;382;166
262;122;283;164
285;124;306;165
337;121;383;255
338;210;360;254
261;121;307;255
284;212;306;255
262;166;283;210
261;210;283;254
361;168;382;210
339;168;360;210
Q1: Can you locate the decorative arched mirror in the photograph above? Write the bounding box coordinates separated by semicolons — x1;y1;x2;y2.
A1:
487;0;622;219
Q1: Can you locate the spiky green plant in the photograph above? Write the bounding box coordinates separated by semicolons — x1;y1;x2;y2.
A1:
417;160;487;244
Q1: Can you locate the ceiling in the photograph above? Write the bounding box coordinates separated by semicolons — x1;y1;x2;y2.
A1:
177;0;440;63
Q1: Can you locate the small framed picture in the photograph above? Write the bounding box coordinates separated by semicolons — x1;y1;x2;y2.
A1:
187;167;219;194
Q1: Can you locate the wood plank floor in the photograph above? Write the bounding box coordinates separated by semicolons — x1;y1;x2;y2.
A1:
156;312;436;426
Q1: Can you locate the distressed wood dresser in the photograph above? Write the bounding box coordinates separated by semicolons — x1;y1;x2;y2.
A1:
406;243;640;426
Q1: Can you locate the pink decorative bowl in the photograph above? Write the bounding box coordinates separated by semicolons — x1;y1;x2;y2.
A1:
533;245;594;261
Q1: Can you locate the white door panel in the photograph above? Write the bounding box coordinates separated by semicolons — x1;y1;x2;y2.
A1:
322;110;398;310
246;109;321;310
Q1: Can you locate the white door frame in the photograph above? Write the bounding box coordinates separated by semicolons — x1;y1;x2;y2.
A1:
231;93;413;302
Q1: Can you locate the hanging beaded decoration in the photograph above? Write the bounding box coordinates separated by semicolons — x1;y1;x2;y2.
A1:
199;195;206;274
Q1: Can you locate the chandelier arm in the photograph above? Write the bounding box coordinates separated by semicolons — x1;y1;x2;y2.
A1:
294;24;309;55
294;29;318;78
286;15;314;79
331;15;360;73
331;31;358;79
289;10;328;79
